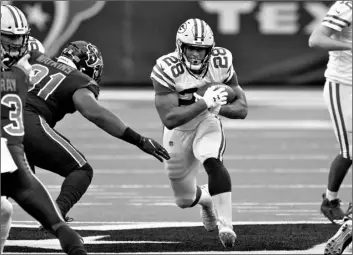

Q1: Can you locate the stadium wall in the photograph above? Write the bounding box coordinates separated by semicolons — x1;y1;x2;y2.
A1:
15;1;334;87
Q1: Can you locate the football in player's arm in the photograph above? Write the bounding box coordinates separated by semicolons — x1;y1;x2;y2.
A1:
153;59;247;130
217;72;248;119
153;79;219;129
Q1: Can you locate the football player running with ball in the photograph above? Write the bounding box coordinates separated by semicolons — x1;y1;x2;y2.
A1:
150;18;248;248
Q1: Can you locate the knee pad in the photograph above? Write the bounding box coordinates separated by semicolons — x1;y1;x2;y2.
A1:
203;158;232;196
77;163;93;182
0;197;13;222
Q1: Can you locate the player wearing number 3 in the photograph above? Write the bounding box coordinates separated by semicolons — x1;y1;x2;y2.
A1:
22;41;170;222
1;5;88;254
151;18;248;248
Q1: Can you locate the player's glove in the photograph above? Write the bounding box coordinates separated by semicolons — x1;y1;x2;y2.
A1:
121;127;170;162
137;137;170;162
194;86;228;109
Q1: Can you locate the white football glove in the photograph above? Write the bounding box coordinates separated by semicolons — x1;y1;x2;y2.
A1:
194;86;228;108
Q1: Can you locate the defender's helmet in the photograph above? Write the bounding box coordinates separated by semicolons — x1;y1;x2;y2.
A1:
60;41;104;83
176;18;215;72
1;5;30;68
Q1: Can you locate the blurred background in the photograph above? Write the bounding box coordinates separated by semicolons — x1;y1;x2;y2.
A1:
5;0;335;87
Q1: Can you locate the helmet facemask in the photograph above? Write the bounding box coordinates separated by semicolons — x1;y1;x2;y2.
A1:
178;41;213;73
1;32;29;68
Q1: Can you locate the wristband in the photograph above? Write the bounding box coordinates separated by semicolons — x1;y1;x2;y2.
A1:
121;127;142;146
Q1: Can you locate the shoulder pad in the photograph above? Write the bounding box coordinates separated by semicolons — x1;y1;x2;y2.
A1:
28;36;45;54
323;1;352;31
209;47;235;83
210;47;233;68
151;52;180;90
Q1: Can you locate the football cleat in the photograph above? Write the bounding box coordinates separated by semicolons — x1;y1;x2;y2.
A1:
218;218;237;248
200;184;217;232
324;220;352;255
321;194;345;224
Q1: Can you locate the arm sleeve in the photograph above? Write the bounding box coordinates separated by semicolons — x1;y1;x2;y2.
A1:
322;1;352;31
150;57;176;95
28;36;46;54
222;48;235;84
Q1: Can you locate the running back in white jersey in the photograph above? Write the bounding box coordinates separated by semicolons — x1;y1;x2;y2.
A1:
322;1;352;85
151;46;235;130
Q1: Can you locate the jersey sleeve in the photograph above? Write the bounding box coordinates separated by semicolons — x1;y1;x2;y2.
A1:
27;36;45;54
219;47;235;84
322;1;352;31
68;71;100;99
150;56;176;94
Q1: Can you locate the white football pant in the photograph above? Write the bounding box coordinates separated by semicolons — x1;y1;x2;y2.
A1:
323;80;352;160
163;116;225;207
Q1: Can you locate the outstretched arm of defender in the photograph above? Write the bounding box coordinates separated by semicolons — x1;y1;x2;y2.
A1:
73;88;170;162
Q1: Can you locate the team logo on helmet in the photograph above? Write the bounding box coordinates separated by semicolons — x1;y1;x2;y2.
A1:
86;43;103;68
178;23;187;34
11;1;105;57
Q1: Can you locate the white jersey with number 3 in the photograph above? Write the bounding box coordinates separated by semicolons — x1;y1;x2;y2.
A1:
151;47;235;130
322;1;352;85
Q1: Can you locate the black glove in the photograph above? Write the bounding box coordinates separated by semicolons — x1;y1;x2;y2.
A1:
121;127;170;162
138;137;170;162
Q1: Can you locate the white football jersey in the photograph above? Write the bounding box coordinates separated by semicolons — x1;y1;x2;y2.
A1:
151;46;235;130
322;1;352;85
27;36;45;54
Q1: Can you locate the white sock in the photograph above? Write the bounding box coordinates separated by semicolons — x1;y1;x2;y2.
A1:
0;197;13;253
197;186;212;207
211;192;232;226
326;190;339;201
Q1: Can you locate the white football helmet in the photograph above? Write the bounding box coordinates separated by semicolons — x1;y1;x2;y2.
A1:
176;18;215;72
1;5;30;68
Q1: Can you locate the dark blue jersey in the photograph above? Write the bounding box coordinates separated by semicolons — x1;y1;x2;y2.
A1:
25;51;100;127
1;65;29;145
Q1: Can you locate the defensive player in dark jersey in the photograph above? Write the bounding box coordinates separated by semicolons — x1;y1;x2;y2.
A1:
1;5;87;255
23;40;170;220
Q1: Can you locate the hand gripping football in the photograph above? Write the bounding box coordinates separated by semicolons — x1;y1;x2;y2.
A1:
196;82;237;104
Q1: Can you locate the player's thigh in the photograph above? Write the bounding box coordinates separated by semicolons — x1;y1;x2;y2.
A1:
193;116;226;163
5;146;64;228
24;113;86;175
323;80;352;159
163;127;199;180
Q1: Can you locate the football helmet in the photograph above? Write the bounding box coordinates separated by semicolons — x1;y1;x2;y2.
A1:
176;18;215;72
60;41;104;82
1;5;30;68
